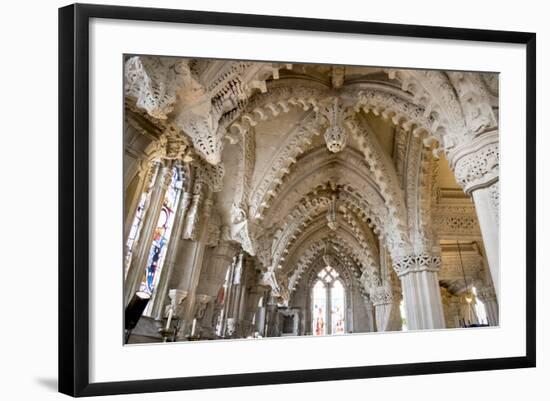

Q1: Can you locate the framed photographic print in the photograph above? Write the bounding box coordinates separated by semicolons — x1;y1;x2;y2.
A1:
58;3;536;397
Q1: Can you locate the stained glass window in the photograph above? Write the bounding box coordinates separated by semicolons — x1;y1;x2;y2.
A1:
331;280;345;335
312;266;346;335
139;167;183;295
312;280;326;336
124;164;158;277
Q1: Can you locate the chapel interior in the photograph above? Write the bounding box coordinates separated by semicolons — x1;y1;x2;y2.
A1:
123;57;500;343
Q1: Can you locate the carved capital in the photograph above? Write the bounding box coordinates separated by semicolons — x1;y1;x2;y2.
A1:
448;129;499;194
371;283;401;306
393;253;441;277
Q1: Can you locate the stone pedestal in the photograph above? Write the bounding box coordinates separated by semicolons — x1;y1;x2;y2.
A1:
394;253;446;330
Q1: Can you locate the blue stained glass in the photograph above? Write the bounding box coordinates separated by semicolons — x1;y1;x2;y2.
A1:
140;167;182;294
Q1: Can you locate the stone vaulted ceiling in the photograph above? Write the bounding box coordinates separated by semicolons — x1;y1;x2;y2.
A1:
124;56;498;304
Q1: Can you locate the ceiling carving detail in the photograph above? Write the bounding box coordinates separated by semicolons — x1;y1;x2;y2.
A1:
125;58;498;302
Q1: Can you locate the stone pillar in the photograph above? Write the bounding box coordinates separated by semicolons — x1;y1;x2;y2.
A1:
265;296;280;337
371;284;402;332
441;288;461;329
477;286;499;326
255;288;270;336
394;253;446;330
197;241;240;338
167;191;213;338
192;294;212;337
224;253;245;338
448;130;499;301
124;162;173;305
459;294;479;326
363;298;376;332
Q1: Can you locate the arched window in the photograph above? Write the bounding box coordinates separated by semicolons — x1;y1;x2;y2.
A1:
312;280;327;336
331;280;345;335
139;166;183;295
311;266;346;335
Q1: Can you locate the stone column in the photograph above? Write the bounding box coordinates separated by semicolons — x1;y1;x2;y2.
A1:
441;288;461;329
477;286;499;326
459;294;479;326
167;192;213;338
265;296;280;337
197;241;240;338
224;253;245;338
448;130;499;301
192;294;212;337
362;297;376;332
255;288;270;336
124;162;173;305
371;284;402;332
394;253;446;330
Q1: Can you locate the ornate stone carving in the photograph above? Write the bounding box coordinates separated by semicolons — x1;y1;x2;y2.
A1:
319;97;350;153
125;56;189;120
447;71;498;135
370;283;398;306
151;122;191;162
164;289;188;319
194;158;225;193
194;294;212;320
326;194;338;230
488;181;500;226
127;57;290;165
393;253;441;277
448;130;499;194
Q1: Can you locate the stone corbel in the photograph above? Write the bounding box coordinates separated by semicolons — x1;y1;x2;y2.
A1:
194;294;212;321
230;203;257;256
164;289;188;320
259;270;289;306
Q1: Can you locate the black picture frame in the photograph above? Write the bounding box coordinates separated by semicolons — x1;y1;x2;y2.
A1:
58;3;536;397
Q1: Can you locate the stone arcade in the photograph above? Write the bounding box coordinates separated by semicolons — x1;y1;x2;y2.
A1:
123;57;499;343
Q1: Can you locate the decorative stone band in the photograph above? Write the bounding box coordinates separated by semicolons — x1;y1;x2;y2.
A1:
371;283;401;306
447;129;499;194
392;253;441;277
